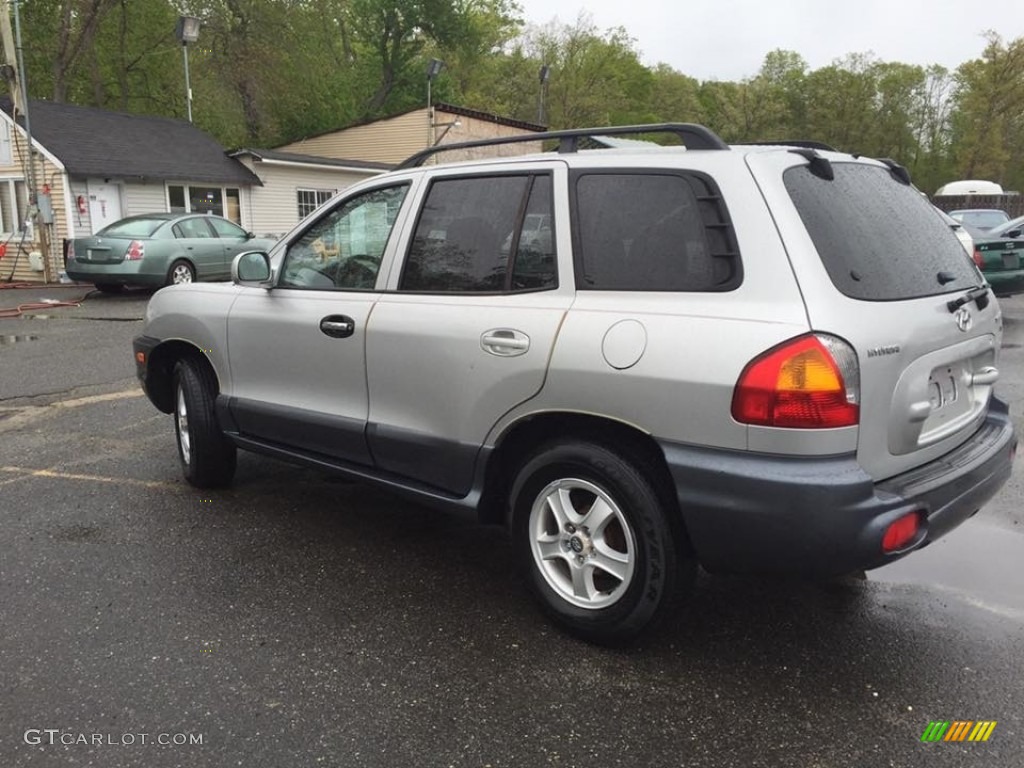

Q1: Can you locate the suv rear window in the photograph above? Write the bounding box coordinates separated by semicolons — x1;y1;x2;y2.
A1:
785;163;979;300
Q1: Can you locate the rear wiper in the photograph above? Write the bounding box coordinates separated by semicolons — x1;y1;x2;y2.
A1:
947;284;990;312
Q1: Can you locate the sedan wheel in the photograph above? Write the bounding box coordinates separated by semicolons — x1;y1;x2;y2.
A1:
167;259;196;286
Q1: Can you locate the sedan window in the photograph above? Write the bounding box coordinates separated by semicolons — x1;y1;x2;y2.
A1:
98;217;166;238
173;217;216;239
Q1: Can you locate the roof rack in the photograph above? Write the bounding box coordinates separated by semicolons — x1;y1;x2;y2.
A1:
736;140;838;151
396;122;729;169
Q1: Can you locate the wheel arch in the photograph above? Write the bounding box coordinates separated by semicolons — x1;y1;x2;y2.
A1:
145;340;221;413
478;412;694;555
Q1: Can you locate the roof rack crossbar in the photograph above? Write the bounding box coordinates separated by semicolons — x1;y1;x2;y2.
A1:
396;122;729;169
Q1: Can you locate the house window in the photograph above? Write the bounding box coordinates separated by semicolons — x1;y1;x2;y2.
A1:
166;184;242;224
0;123;11;166
297;189;335;219
0;178;28;236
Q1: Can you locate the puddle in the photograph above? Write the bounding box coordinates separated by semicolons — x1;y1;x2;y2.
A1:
0;334;40;345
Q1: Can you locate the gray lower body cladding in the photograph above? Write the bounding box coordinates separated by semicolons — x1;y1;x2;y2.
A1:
659;397;1016;576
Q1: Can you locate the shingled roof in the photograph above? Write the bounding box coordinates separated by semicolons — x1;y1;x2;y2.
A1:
1;98;261;186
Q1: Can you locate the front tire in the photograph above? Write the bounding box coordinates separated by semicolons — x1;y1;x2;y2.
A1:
173;357;236;488
510;440;688;644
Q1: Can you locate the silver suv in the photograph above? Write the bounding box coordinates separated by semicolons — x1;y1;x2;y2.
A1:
133;124;1017;643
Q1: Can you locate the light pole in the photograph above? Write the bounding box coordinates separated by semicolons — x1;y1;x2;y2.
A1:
537;65;550;126
176;16;201;122
425;58;444;147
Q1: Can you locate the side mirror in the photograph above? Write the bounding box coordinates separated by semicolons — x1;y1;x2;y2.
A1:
245;231;256;240
1007;228;1022;239
232;250;273;288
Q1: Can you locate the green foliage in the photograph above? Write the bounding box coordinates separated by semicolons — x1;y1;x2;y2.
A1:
6;2;1023;191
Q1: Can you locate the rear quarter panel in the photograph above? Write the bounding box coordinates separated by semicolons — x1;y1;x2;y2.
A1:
493;153;813;453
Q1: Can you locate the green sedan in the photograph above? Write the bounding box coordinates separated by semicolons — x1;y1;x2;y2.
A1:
964;222;1024;297
66;213;277;292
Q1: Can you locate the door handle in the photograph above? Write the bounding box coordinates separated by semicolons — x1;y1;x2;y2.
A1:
481;329;530;357
320;315;355;339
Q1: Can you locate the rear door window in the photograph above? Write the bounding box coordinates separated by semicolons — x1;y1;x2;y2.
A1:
784;163;979;300
173;217;216;239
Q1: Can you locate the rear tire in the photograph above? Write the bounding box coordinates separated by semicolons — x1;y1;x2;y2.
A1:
166;259;196;286
173;357;236;488
510;440;689;644
94;283;123;294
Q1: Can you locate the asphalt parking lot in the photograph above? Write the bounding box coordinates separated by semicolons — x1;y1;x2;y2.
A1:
1;284;1022;767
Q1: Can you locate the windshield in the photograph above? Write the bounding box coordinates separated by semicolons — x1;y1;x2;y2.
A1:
785;163;979;301
98;218;167;238
949;210;1010;230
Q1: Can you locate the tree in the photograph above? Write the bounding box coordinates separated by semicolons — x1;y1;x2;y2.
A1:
951;32;1024;190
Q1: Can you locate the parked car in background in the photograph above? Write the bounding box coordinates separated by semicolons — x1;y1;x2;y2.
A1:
935;207;974;256
948;209;1011;230
935;180;1004;196
963;222;1024;296
986;215;1024;240
67;213;276;292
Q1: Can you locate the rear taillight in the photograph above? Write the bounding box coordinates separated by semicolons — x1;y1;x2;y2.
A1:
67;241;75;261
973;249;984;268
125;240;145;261
882;511;921;552
731;334;860;429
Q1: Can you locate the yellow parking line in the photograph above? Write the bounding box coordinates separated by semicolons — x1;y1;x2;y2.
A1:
0;465;178;490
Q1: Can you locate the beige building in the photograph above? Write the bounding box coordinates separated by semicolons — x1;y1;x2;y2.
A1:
230;149;390;240
276;103;546;166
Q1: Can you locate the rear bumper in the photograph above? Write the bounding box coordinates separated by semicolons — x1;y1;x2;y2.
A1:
659;397;1016;576
66;258;165;287
984;271;1024;297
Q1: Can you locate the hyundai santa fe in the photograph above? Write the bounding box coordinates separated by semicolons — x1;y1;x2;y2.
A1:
133;124;1016;643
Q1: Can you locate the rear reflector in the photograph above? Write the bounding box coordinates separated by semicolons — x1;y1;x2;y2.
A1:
973;250;984;268
731;334;860;428
882;512;921;552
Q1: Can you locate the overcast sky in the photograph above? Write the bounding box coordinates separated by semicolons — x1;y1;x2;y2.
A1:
514;0;1024;81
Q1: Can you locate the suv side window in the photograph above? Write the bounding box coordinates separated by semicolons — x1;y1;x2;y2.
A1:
572;171;741;291
400;174;556;293
280;185;409;290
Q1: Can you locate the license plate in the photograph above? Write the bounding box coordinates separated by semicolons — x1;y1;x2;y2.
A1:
1002;253;1019;269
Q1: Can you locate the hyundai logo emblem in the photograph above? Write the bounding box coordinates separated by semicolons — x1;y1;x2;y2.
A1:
954;307;973;333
